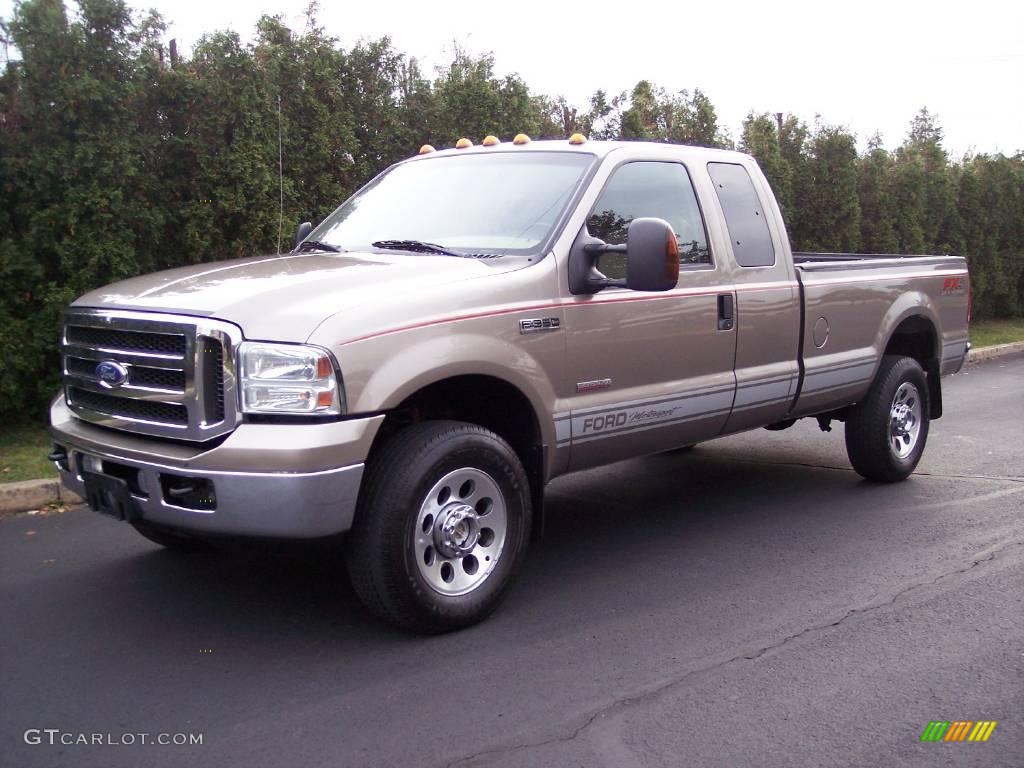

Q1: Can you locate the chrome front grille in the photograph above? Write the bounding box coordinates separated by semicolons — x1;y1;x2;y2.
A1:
61;309;241;442
67;387;190;424
65;325;188;356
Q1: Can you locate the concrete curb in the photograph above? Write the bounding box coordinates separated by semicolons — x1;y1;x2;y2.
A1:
1;341;1021;518
967;340;1024;364
0;477;82;517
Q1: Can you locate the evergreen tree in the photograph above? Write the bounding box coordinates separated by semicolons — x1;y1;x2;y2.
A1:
778;114;810;247
901;108;956;251
0;1;1021;423
253;14;359;231
619;80;661;139
740;113;793;233
801;123;861;252
1;0;167;414
857;135;900;253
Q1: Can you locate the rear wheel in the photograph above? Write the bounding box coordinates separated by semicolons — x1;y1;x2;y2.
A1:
345;421;531;633
844;355;930;482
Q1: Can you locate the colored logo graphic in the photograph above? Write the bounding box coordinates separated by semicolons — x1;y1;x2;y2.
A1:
920;721;997;742
95;360;129;388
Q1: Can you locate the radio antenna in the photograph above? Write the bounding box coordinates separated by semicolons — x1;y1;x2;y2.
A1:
276;94;284;255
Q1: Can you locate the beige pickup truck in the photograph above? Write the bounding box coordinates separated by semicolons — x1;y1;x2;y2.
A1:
49;137;971;632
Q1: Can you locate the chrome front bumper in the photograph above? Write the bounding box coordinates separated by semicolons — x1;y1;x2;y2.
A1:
50;398;383;539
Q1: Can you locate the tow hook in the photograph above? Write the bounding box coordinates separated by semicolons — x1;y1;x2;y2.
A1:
48;445;69;471
816;416;832;433
160;474;217;510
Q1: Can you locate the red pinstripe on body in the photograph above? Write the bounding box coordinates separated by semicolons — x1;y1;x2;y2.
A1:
337;270;966;346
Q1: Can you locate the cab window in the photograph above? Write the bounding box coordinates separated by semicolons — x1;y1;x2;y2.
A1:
706;162;775;267
586;161;711;279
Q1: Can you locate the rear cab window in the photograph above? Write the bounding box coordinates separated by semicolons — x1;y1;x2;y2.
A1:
706;162;775;268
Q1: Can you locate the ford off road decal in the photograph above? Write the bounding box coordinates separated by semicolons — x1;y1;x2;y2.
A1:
581;407;680;433
570;388;735;444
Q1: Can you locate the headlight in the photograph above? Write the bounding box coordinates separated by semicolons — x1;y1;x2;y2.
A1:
238;342;344;415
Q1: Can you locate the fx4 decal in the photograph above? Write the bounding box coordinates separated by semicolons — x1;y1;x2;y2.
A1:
941;276;966;295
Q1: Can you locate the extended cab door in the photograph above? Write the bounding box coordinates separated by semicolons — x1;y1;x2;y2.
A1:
705;161;801;433
560;157;738;471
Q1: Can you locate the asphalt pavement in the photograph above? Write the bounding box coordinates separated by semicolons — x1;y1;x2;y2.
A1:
2;354;1022;768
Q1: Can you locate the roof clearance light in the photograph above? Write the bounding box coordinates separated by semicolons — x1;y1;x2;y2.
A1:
512;133;531;145
418;144;435;155
455;138;473;149
482;135;500;146
568;133;587;145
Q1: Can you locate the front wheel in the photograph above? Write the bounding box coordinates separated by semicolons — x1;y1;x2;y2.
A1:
345;421;531;633
844;355;930;482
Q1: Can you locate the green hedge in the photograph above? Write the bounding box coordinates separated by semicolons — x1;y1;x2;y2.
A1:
1;0;1021;424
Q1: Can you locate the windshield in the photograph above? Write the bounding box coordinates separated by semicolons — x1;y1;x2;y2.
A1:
310;152;595;255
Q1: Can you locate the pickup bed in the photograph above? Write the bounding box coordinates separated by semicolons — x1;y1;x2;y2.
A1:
50;138;970;632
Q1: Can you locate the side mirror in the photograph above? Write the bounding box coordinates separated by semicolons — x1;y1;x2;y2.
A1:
625;218;679;292
294;221;313;250
568;217;679;294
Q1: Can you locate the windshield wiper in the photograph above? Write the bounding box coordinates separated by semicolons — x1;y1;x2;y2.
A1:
296;240;342;253
371;239;464;257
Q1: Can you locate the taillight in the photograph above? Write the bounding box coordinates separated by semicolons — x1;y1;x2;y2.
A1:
967;283;973;327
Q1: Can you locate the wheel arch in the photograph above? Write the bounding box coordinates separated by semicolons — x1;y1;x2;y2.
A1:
367;369;549;539
878;301;943;419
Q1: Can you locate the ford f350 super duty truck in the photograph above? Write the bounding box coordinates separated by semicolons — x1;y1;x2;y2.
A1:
49;136;971;632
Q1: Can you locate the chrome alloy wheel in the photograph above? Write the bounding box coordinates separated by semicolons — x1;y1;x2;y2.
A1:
888;381;923;459
414;467;508;596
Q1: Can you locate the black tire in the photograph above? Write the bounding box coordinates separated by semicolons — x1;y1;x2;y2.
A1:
130;519;210;551
345;420;531;633
845;355;930;482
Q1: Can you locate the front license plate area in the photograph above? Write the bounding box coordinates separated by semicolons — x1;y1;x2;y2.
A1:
81;470;139;522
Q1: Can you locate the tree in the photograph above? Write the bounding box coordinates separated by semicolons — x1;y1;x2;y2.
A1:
0;2;1021;425
952;154;1024;317
893;108;955;252
619;80;660;140
253;14;358;232
777;114;810;246
666;88;721;148
800;123;861;252
340;38;412;174
1;0;168;414
856;134;899;253
617;82;724;147
583;89;624;140
740;113;793;231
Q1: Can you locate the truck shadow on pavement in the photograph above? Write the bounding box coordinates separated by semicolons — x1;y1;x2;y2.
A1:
64;446;895;649
8;442;968;768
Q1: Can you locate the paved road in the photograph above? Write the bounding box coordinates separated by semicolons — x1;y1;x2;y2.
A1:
2;355;1022;768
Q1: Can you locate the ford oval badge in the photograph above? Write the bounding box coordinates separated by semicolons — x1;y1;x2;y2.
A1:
95;361;129;388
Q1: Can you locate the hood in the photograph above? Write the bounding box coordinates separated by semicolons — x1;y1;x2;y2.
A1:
73;251;520;342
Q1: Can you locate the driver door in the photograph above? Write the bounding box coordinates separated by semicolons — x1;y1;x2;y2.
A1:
561;159;737;471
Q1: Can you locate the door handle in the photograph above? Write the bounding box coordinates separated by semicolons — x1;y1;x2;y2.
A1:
717;294;735;331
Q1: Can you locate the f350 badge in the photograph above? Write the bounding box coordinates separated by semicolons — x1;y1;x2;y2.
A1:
519;317;561;334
